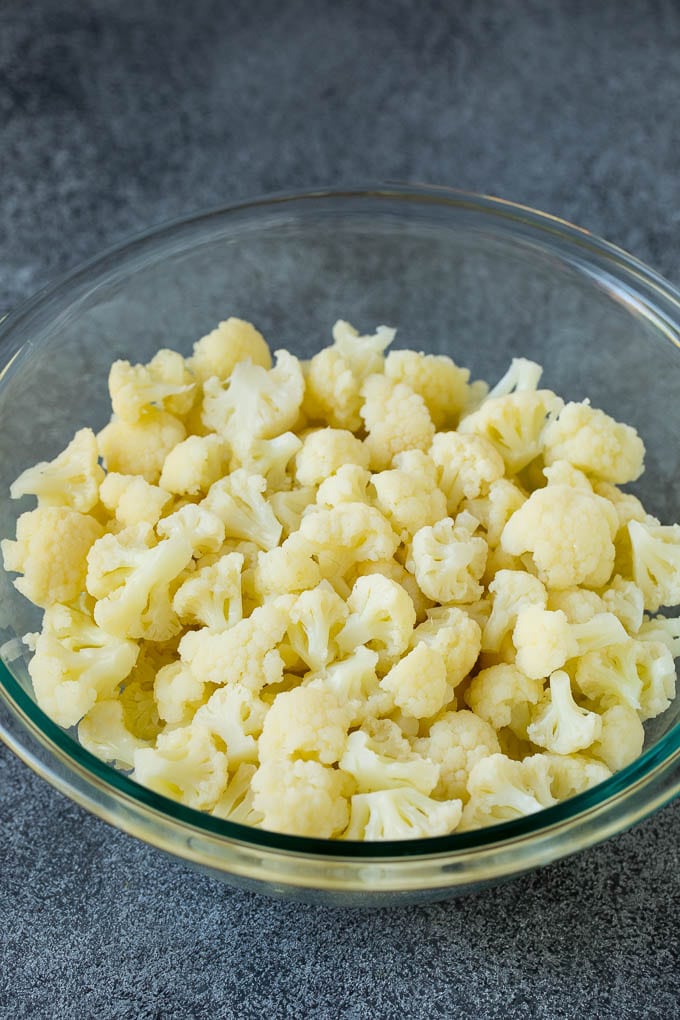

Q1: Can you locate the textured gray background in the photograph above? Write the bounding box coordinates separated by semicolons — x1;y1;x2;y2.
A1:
2;1;680;1017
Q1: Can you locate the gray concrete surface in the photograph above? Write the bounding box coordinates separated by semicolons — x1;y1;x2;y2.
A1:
1;1;680;1017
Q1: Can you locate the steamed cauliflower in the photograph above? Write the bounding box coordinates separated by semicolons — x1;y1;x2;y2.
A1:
5;316;679;844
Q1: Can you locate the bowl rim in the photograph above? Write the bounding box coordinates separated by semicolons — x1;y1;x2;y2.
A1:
1;182;679;870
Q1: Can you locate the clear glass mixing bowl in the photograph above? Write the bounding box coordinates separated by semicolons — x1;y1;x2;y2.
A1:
1;186;679;906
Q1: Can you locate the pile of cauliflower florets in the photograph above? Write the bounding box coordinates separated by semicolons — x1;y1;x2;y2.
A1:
3;318;680;841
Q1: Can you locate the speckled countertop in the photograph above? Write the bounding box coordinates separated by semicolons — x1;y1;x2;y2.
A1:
1;2;680;1017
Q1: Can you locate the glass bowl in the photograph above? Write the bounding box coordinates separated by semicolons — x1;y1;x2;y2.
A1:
1;185;679;907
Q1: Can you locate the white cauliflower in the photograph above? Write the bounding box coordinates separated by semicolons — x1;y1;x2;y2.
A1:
360;374;435;471
414;710;501;802
99;473;171;528
527;670;602;754
542;401;645;484
269;485;317;536
159;434;226;496
627;519;680;613
344;787;462;841
10;428;104;512
487;357;544;397
575;639;676;721
459;753;557;830
109;349;195;423
335;574;416;669
154;661;207;726
295;427;369;486
235;432;302;492
86;523;193;640
202;349;304;456
258;686;350;765
339;729;439;794
599;575;645;634
501;484;618;589
2;506;103;608
251;533;321;600
211;763;264;827
590;702;645;771
547;587;606;624
637;614;680;657
252;758;351;838
133;723;229;811
286;581;348;671
380;643;451;719
407;512;487;604
156;504;226;557
304;646;390;725
193;683;268;766
482;570;547;654
28;602;138;727
178;597;293;692
513;606;628;679
352;557;434;624
299;502;399;579
78;699;150;768
189;317;272;382
98;409;186;484
172;552;244;631
372;450;447;540
410;606;481;689
463;478;527;549
465;663;544;737
458;389;563;474
430;432;505;515
203;469;282;550
384;348;471;428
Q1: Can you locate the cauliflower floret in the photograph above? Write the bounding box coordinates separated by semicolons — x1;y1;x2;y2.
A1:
593;482;654;531
627;519;680;613
410;606;481;690
78;699;150;768
501;485;618;589
294;428;369;486
459;753;557;830
599;575;645;634
202;349;304;457
286;581;348;671
340;728;439;795
99;473;171;528
541;753;612;801
189;317;272;382
302;321;394;431
384;349;471;428
211;763;264;827
10;428;104;512
414;710;500;802
638;614;680;657
203;469;282;551
482;570;547;654
575;639;676;720
159;434;227;496
86;523;193;640
3;507;103;609
299;502;399;579
97;409;186;484
258;686;350;765
546;588;605;624
118;647;169;741
28;602;138;727
380;643;450;719
407;511;487;604
458;390;563;474
542;401;645;484
252;758;351;838
527;670;602;754
487;357;544;397
335;574;416;670
156;504;226;558
360;374;435;471
344;787;462;841
251;532;321;600
372;451;447;541
590;702;645;771
154;661;208;726
304;646;391;725
430;432;505;515
543;459;593;491
353;558;433;623
270;486;317;537
178;597;293;692
465;663;544;736
193;683;268;766
235;432;302;492
513;606;628;680
133;723;229;811
463;478;527;550
109;349;196;423
172;552;244;631
314;464;372;509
